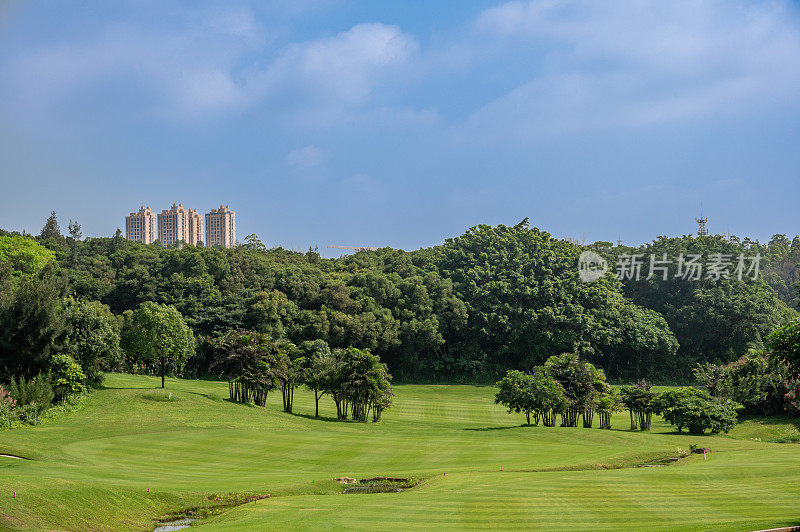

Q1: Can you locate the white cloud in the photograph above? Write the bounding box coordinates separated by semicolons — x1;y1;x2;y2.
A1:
3;12;418;122
259;23;418;108
286;145;326;168
461;0;800;139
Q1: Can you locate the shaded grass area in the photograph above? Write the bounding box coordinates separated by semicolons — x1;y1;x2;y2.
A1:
0;373;797;531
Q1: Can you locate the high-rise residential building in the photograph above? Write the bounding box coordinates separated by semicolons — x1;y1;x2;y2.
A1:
157;203;203;247
205;205;237;248
125;206;158;244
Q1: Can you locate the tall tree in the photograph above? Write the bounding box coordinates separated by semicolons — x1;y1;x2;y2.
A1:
121;302;195;388
0;263;67;380
40;211;63;240
62;299;122;386
68;220;82;241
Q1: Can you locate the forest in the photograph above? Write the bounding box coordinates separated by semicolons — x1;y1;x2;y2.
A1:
1;214;799;385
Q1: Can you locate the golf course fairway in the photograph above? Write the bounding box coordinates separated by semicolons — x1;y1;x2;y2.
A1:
1;373;798;530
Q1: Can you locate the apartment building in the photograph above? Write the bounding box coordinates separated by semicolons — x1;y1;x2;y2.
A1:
157;203;203;247
124;206;158;244
205;205;237;248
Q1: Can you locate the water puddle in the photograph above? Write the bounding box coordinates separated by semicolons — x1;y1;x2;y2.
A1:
154;518;196;531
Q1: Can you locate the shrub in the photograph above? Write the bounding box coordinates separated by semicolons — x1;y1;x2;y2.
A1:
18;402;43;424
0;400;17;428
695;350;799;416
653;387;740;434
50;354;86;401
0;385;14;408
9;375;54;406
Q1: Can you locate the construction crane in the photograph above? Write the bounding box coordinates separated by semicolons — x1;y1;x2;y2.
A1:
328;245;379;252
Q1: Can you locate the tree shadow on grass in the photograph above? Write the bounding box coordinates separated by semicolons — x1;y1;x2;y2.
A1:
288;411;360;424
463;425;529;431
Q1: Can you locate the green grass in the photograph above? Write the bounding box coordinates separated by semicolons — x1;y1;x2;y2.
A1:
0;373;798;531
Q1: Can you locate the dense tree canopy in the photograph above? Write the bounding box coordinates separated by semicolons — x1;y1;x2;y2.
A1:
603;235;794;380
4;216;800;384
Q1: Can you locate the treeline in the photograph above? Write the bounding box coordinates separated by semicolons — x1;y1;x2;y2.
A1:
2;213;799;384
495;354;742;434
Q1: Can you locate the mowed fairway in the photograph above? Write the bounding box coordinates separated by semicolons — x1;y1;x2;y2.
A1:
0;374;798;531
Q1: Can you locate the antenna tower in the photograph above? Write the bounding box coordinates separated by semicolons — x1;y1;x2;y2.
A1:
696;205;708;237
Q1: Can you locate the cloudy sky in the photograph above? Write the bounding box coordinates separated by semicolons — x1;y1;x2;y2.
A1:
1;0;799;251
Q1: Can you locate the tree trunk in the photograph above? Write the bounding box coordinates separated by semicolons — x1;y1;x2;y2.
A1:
314;389;320;418
526;411;530;425
161;358;166;388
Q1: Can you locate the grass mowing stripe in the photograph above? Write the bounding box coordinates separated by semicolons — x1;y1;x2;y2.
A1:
0;373;798;531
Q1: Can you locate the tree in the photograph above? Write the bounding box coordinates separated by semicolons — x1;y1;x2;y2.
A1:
330;347;392;422
0;263;66;380
596;390;621;429
211;330;284;406
768;318;800;379
121;302;195;388
298;340;335;417
618;235;793;380
40;211;63;241
424;221;635;373
544;353;606;427
495;368;565;426
242;234;267;251
620;380;656;430
495;370;538;425
278;339;300;413
0;235;56;278
653;388;740;434
62;299;122;386
68;220;82;241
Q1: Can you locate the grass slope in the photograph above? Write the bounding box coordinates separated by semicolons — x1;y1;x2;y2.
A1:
0;374;798;531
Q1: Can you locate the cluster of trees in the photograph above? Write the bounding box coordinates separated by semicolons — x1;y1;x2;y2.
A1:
495;353;618;428
0;232;109;426
603;234;795;381
211;331;392;422
496;354;742;434
694;319;800;417
3;212;800;391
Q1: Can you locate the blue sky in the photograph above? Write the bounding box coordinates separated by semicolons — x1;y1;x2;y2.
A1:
1;0;799;253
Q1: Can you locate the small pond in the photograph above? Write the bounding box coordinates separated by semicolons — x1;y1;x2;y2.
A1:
153;517;197;531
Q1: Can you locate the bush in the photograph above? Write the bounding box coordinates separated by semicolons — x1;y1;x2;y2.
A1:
17;402;43;424
50;354;86;401
0;400;17;429
695;350;800;416
9;375;54;406
653;388;740;434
